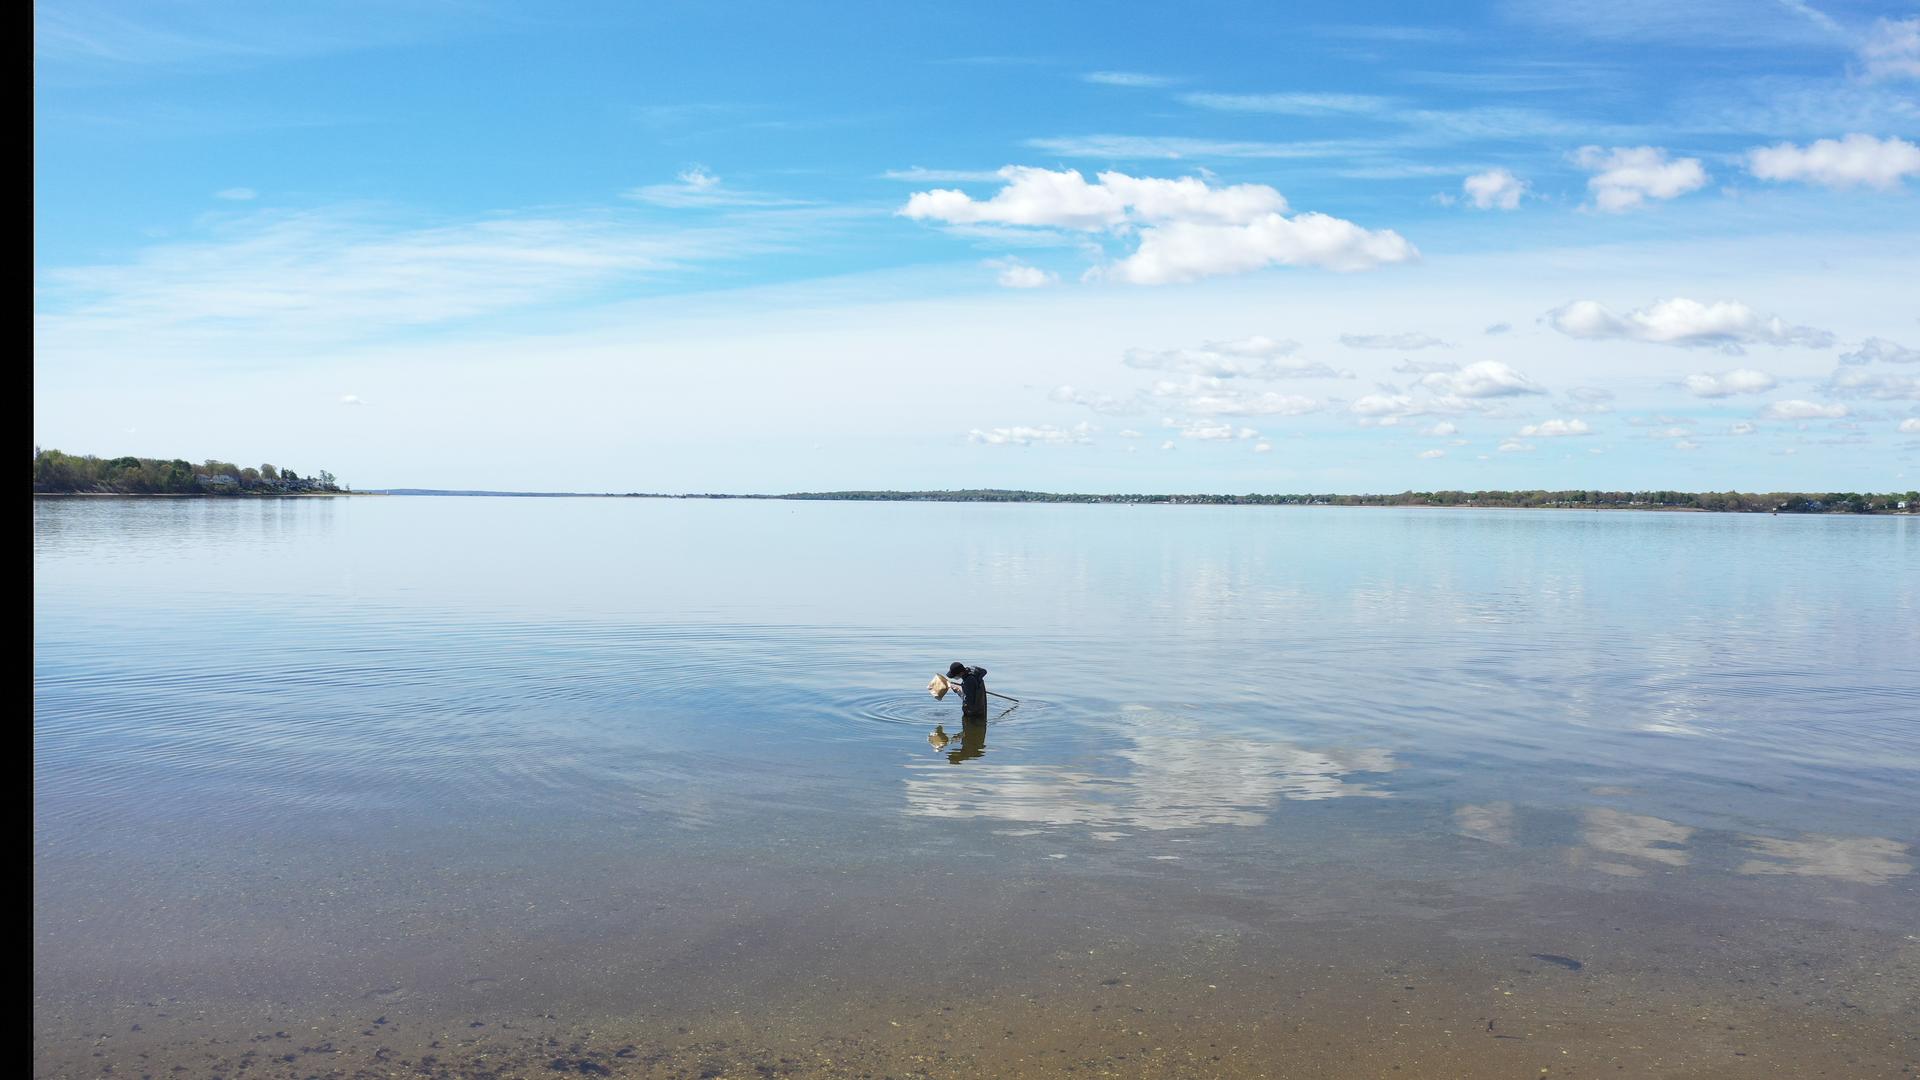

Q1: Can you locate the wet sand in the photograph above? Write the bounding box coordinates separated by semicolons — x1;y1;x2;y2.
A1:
34;851;1919;1078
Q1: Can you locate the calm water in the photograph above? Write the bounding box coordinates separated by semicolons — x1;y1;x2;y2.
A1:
33;497;1920;1077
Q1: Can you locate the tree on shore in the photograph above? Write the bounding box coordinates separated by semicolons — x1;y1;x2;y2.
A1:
32;449;343;495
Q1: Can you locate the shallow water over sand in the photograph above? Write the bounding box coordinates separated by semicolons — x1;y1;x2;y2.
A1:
32;497;1920;1076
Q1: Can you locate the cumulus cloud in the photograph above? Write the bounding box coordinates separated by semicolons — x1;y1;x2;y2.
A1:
1423;421;1458;436
1760;399;1848;420
1550;298;1834;351
1730;421;1757;435
1462;167;1528;209
1342;331;1450;350
1253;441;1272;452
339;393;364;406
1684;368;1778;397
900;166;1417;284
968;422;1096;446
990;259;1058;288
1748;134;1920;190
1498;440;1533;453
1418;448;1446;459
1418;360;1545;398
1571;146;1708;212
1841;337;1920;365
1859;17;1920;81
1518;418;1592;437
1900;418;1920;433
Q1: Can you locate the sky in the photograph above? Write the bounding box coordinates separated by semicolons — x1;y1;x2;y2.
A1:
31;0;1920;493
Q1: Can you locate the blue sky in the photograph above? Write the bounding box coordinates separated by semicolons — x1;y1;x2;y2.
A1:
32;0;1920;492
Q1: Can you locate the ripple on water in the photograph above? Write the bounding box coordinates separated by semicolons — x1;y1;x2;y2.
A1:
844;692;1053;731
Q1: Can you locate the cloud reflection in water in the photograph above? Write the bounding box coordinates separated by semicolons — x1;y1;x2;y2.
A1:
903;709;1397;832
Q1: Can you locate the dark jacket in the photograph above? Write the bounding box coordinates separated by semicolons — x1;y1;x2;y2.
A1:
955;666;989;717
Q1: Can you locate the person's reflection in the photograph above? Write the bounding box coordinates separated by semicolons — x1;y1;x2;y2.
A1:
928;719;988;763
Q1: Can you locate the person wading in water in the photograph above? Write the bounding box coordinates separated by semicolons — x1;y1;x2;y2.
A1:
945;661;989;721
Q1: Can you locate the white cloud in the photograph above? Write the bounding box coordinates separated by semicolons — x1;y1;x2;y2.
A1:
990;259;1058;288
1672;438;1700;451
1684;368;1778;397
1550;298;1834;350
1824;368;1920;400
1124;336;1342;379
1178;422;1240;440
339;393;364;406
1748;134;1920;190
1342;331;1450;350
35;206;800;363
1498;440;1533;453
215;187;258;201
1110;213;1418;284
1859;17;1920;82
1841;338;1920;365
1085;71;1178;88
1564;385;1615;413
1518;418;1592;437
1349;392;1482;419
624;166;801;208
1152;378;1322;416
1159;440;1176;450
1418;360;1545;398
1423;421;1458;436
1462;168;1528;210
1759;399;1848;420
967;422;1096;446
881;166;1005;182
1048;385;1133;414
1900;418;1920;433
1571;146;1708;212
1485;322;1512;335
1253;442;1272;453
1179;91;1393;116
901;166;1417;284
1418;448;1446;459
1730;421;1756;435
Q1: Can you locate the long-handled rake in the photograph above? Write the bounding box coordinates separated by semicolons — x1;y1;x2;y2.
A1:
927;673;1019;704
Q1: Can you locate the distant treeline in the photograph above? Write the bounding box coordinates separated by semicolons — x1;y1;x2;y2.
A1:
33;448;344;495
764;489;1915;513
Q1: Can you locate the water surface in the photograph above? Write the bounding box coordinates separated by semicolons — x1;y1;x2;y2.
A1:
33;498;1920;1076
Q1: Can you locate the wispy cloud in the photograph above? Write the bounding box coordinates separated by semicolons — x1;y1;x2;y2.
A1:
624;166;806;208
36;203;816;363
1179;91;1394;116
1084;71;1178;88
1342;332;1450;351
